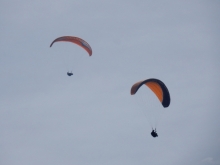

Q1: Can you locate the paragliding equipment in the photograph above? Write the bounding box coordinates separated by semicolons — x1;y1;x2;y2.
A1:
50;36;92;75
50;36;92;56
131;78;170;107
131;78;170;136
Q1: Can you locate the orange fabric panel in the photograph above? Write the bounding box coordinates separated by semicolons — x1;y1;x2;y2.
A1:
130;81;143;95
145;82;163;102
50;36;92;56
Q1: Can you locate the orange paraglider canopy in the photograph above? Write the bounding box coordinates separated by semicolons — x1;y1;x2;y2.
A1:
50;36;92;56
131;78;170;108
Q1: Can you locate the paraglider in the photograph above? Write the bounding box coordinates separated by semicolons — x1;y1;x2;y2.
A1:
131;78;170;138
67;72;73;76
131;78;170;108
50;36;92;76
151;129;158;138
50;36;92;56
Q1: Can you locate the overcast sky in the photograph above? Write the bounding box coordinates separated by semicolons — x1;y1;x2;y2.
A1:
1;0;220;165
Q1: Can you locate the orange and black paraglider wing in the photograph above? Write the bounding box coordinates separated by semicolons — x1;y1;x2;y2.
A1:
131;78;170;108
50;36;92;56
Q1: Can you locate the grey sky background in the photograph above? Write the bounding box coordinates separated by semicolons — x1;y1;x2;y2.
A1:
1;0;220;165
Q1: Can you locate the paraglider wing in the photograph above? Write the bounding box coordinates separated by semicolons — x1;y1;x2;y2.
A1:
131;78;170;108
50;36;92;56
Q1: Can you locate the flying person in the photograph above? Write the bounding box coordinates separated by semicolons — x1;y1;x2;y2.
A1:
131;78;171;137
67;72;73;76
151;129;158;138
50;36;92;76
